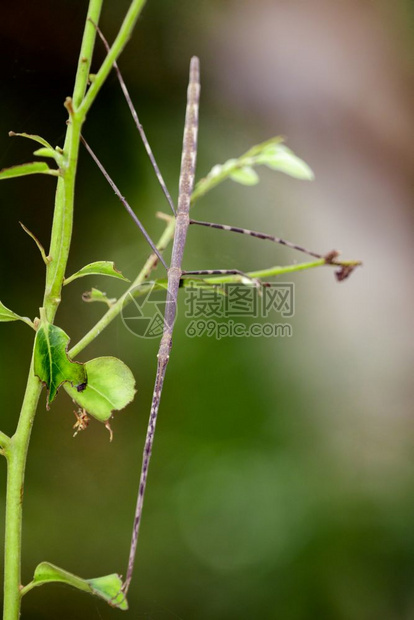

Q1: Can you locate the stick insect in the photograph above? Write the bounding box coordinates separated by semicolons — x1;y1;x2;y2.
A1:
83;32;361;594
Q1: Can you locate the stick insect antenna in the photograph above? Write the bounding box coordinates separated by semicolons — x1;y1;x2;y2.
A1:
92;20;176;216
81;135;168;270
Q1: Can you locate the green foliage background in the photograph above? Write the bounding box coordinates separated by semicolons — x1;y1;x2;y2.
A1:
0;1;413;618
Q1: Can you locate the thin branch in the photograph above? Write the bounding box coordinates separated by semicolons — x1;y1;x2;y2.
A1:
78;0;147;118
71;3;104;110
18;582;35;598
43;0;105;320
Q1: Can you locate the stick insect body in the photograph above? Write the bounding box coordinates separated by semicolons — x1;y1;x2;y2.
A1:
82;38;360;594
123;56;200;593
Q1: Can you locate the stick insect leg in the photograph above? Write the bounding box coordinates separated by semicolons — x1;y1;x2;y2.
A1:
182;269;261;288
81;136;168;271
92;20;176;216
183;269;248;277
189;219;326;260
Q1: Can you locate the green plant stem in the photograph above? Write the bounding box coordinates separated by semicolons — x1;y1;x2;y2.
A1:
3;360;42;620
3;1;149;616
69;217;176;358
199;258;362;284
43;0;103;321
4;1;104;612
78;0;147;117
44;0;147;323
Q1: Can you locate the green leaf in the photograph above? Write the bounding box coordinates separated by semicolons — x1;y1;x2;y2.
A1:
8;131;54;150
8;131;64;165
87;574;128;610
229;166;259;185
64;261;130;286
247;136;285;156
64;356;136;423
0;301;24;322
0;300;33;327
26;562;128;610
33;147;56;158
82;287;117;307
0;162;58;180
34;323;87;406
20;221;51;265
191;137;313;204
33;147;64;167
31;562;90;593
256;145;314;180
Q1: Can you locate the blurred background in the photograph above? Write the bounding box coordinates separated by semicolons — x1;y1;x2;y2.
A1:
0;0;413;618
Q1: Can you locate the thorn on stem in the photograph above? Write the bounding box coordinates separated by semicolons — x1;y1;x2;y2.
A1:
64;97;74;116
